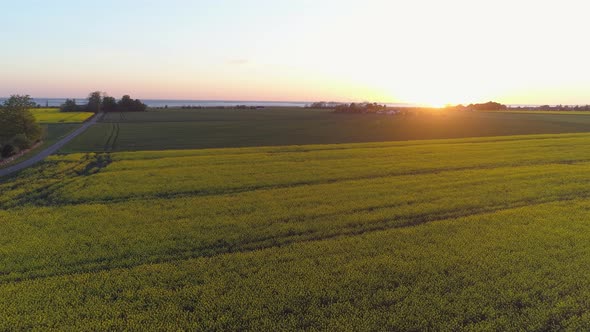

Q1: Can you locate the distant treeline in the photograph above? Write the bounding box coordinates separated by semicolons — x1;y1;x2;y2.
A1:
447;102;590;112
309;101;511;113
307;102;388;113
334;102;388;113
306;102;341;109
61;91;147;113
512;104;590;111
445;101;508;111
172;105;267;110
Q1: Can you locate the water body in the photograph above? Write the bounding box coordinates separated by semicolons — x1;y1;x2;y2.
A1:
0;98;426;108
0;98;314;108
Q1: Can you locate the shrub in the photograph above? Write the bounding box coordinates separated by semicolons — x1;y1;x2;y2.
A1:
11;134;32;150
1;144;16;158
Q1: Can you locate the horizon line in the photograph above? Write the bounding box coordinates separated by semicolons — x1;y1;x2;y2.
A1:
3;96;590;107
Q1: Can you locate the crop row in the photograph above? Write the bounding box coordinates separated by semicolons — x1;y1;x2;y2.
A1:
3;137;590;283
6;133;590;206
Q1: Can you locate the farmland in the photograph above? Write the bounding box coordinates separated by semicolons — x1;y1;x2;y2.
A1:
0;108;90;168
63;108;590;152
31;108;94;124
4;132;590;329
494;110;590;115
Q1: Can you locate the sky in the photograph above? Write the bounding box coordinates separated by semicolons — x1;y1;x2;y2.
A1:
2;0;590;105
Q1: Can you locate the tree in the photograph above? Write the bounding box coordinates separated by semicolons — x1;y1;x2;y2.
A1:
102;96;118;112
87;91;103;113
0;95;42;146
118;94;134;111
60;99;79;112
118;95;147;112
131;98;147;112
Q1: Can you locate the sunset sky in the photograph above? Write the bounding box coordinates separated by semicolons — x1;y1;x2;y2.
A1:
2;0;590;105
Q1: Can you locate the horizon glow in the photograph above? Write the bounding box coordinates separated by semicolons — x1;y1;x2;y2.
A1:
3;0;590;105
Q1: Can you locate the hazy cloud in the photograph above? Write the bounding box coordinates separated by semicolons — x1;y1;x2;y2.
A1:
227;59;249;65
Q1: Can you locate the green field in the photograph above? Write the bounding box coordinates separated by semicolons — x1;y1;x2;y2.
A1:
4;132;590;329
63;108;590;152
31;108;94;124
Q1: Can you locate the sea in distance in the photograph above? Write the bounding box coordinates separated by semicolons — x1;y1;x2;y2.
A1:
0;98;312;108
0;98;543;108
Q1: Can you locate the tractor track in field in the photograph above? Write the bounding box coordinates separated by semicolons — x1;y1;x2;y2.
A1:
1;191;589;285
28;156;590;208
103;122;120;152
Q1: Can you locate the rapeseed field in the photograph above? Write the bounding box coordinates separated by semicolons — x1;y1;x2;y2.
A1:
2;133;590;329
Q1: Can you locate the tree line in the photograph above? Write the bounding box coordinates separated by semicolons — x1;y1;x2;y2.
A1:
306;102;341;109
309;100;511;113
307;101;388;113
61;91;147;113
334;102;387;113
0;95;42;158
512;104;590;111
445;101;508;111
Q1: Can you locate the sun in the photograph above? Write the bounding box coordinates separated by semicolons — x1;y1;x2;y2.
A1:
423;101;447;109
415;96;452;109
380;78;494;109
381;85;460;109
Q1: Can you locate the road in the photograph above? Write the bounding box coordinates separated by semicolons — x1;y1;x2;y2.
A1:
0;113;100;178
